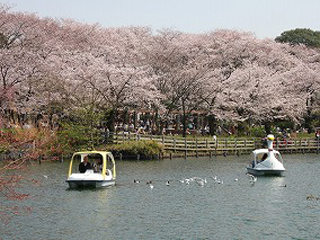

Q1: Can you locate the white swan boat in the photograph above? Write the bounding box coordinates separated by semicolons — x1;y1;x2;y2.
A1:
247;134;285;176
66;151;116;188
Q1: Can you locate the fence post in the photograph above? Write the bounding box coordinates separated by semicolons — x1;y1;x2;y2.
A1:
299;139;302;153
106;132;109;144
215;139;218;156
196;139;198;158
185;137;187;159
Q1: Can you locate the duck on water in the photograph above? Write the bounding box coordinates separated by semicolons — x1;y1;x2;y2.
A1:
247;134;285;176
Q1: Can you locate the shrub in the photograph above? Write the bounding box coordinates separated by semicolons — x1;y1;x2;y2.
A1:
249;126;266;137
105;140;163;159
0;128;65;161
56;123;92;154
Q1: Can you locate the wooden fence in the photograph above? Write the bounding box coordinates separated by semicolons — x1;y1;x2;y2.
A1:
113;132;320;156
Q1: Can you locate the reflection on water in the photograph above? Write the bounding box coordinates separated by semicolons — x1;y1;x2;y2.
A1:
1;154;320;240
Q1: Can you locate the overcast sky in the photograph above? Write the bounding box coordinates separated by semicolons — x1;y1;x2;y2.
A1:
2;0;320;39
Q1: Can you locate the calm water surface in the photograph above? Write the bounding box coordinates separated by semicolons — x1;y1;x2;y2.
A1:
1;154;320;240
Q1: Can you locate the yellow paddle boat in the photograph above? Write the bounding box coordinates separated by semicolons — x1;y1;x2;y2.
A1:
66;151;116;188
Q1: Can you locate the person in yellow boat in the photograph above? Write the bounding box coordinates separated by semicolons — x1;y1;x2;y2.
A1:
79;155;92;173
93;158;103;173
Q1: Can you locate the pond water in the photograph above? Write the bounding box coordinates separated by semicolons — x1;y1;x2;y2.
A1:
1;153;320;240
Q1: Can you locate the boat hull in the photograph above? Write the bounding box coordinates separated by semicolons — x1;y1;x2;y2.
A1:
246;167;285;176
66;179;115;188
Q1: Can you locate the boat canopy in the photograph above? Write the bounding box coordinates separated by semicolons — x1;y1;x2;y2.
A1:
251;149;283;163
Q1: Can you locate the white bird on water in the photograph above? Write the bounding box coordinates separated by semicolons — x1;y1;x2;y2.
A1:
212;176;217;181
184;179;191;185
146;180;154;189
197;179;206;187
166;181;170;186
217;179;223;184
247;174;257;186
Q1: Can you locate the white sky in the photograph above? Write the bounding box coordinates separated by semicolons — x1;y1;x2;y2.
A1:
2;0;320;39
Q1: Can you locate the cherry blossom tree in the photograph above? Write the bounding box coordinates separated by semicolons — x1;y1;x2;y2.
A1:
57;24;162;133
0;7;66;126
147;30;221;136
2;4;320;136
216;34;320;133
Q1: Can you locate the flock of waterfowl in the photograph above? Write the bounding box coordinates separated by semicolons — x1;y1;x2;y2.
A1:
133;173;260;189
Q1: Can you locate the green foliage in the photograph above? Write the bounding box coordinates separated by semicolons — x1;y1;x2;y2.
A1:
0;141;10;153
274;120;294;130
296;132;313;138
275;28;320;48
248;126;266;137
309;111;320;131
106;140;163;158
56;123;91;154
57;107;105;152
236;122;250;136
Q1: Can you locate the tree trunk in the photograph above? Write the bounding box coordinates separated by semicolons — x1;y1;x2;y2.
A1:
154;110;160;134
106;108;117;133
208;115;217;136
305;97;314;133
182;100;187;137
264;121;272;134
